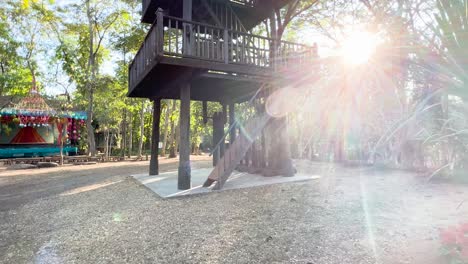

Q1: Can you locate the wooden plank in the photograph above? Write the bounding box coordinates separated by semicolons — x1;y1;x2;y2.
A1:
229;103;236;144
178;81;191;190
158;55;272;76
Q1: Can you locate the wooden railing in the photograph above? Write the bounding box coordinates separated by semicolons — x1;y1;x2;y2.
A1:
129;19;161;91
129;11;317;89
164;16;226;62
229;0;255;6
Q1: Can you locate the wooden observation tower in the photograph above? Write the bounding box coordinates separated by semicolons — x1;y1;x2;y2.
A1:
128;0;317;190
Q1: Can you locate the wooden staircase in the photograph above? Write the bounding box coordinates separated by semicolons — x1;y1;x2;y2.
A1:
203;112;271;190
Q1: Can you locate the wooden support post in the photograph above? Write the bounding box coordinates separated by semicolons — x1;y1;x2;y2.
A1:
212;112;224;166
223;29;229;63
149;98;161;175
178;83;191;190
265;117;295;177
221;104;227;157
252;141;259;168
229;103;236;144
260;130;266;168
202;101;208;125
156;8;164;54
183;0;193;56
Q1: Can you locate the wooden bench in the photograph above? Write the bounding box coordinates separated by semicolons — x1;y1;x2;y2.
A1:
9;157;44;165
42;156;62;163
65;156;91;164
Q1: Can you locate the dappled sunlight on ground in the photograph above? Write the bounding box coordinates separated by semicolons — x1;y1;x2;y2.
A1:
60;180;124;196
0;157;467;263
0;154;211;178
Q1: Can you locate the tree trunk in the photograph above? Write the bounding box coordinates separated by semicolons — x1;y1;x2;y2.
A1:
103;129;109;159
175;124;180;156
109;130;114;157
168;100;178;158
265;117;295;177
121;109;127;158
161;100;171;157
85;0;96;156
138;100;145;158
149;99;161;175
58;119;67;166
128;112;133;158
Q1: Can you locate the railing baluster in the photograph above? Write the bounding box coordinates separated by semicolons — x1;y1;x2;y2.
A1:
223;29;228;63
211;28;214;60
130;13;316;91
205;27;210;58
197;25;200;57
175;20;179;54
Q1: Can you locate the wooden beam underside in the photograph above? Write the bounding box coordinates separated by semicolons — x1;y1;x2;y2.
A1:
128;61;267;103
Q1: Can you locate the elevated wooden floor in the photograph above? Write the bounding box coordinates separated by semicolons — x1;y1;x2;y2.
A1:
128;62;268;102
128;13;316;102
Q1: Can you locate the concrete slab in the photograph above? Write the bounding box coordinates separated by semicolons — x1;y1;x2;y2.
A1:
132;168;320;198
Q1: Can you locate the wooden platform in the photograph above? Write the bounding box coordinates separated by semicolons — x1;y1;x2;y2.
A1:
131;168;320;198
127;13;316;101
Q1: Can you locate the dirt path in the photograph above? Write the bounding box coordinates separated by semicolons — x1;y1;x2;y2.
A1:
0;158;466;263
0;155;211;211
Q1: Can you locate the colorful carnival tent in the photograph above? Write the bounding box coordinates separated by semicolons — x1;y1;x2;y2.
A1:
0;90;87;158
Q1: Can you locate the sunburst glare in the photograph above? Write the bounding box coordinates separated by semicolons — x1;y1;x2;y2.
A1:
341;32;380;65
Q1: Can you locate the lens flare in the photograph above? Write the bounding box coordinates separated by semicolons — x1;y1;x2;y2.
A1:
341;32;379;65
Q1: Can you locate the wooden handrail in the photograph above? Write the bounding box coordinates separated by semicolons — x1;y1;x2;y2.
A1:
129;13;317;90
164;15;225;30
229;0;255;6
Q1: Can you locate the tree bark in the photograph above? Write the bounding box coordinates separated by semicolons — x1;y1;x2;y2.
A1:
149;99;161;175
138;100;145;158
121;109;127;158
128;112;133;158
161;100;171;157
85;0;97;156
168;100;178;158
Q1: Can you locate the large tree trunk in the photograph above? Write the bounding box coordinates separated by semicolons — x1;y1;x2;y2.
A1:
109;130;114;157
85;0;97;156
138;100;145;158
104;129;109;159
161;100;171;157
265;117;295;176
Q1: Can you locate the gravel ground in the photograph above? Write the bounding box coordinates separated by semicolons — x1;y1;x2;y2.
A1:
0;156;467;264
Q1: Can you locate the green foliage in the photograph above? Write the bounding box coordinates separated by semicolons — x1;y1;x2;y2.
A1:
434;0;468;100
0;3;33;96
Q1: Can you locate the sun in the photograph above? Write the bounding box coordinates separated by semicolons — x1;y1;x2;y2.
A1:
340;31;379;65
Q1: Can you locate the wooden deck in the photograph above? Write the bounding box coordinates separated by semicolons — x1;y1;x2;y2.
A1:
128;12;316;100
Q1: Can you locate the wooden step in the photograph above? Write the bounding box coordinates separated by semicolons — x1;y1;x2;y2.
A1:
203;113;271;190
